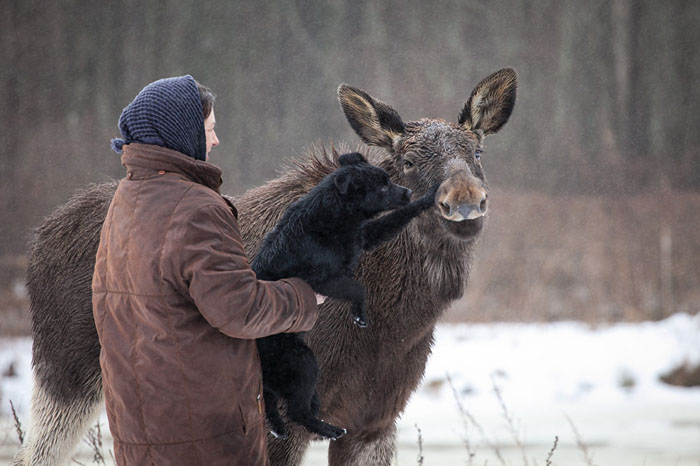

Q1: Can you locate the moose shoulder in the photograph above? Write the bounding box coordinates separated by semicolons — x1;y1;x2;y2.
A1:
15;68;516;466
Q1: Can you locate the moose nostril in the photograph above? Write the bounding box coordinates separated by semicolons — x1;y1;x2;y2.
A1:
439;201;451;216
479;198;487;213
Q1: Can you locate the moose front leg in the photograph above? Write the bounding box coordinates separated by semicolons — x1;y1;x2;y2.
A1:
314;276;368;327
362;184;438;251
328;423;397;466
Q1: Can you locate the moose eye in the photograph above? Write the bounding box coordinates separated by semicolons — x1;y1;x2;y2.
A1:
402;152;418;173
475;149;483;161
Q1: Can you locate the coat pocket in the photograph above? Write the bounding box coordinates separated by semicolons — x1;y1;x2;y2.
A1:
239;397;265;436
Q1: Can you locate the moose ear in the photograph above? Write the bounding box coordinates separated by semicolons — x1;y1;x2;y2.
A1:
458;68;517;135
338;84;405;149
339;152;367;166
334;172;352;194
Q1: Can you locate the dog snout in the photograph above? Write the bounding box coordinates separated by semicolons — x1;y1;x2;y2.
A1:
389;184;411;206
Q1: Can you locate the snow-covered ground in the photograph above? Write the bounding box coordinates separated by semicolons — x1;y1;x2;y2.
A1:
1;313;699;465
394;312;700;465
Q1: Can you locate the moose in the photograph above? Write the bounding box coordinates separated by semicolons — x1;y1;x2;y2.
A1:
14;68;516;466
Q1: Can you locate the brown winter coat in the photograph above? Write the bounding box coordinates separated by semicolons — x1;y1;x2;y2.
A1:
92;143;318;465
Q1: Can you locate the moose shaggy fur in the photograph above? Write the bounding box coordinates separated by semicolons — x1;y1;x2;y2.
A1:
14;68;516;466
252;152;437;440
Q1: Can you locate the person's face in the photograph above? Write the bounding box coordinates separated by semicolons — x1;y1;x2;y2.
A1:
204;110;219;160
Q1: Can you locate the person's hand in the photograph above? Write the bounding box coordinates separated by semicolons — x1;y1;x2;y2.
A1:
315;293;327;305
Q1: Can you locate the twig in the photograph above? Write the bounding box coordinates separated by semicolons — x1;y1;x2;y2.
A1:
96;422;104;455
446;373;506;466
446;373;476;465
415;424;424;466
10;400;24;445
82;422;107;464
565;414;595;466
545;436;558;466
492;377;529;466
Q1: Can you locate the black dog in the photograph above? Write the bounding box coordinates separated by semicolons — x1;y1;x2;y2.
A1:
251;152;437;439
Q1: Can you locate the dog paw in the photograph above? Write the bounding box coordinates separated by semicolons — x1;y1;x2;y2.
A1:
269;429;288;440
353;315;368;328
324;424;348;440
419;184;440;208
330;427;348;440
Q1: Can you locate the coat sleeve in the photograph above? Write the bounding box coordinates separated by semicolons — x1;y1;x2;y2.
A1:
167;201;319;339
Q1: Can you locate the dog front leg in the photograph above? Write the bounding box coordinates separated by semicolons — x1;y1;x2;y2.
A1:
315;277;368;327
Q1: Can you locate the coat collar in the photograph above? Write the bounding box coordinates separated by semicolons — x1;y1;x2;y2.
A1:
121;143;223;193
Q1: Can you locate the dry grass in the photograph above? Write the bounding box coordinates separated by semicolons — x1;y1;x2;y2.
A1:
79;423;111;465
414;424;424;466
446;373;507;466
439;372;605;466
565;414;596;466
7;407;114;466
545;436;559;466
10;400;24;446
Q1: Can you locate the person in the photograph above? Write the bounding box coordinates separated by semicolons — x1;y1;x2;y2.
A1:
92;75;324;465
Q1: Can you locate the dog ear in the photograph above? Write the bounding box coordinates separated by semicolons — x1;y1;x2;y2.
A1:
334;173;352;194
339;152;367;166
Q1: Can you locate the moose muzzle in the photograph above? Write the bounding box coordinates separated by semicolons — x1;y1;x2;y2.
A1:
437;169;488;222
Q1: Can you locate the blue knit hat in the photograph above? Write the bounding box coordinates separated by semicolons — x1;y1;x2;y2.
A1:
111;75;207;161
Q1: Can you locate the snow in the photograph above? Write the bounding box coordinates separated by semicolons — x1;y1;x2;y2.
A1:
396;313;700;464
0;338;32;417
1;313;699;464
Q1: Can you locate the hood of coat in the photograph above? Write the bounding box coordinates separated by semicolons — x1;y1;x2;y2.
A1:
121;143;223;193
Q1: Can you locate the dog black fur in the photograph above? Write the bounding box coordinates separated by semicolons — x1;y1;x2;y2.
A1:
251;152;437;440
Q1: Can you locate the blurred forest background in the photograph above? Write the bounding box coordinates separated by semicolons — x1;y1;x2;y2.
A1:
1;0;699;334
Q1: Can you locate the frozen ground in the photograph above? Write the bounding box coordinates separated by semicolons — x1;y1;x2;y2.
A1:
1;313;699;465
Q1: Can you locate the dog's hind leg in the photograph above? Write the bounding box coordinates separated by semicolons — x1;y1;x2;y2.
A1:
264;387;288;439
310;390;321;417
286;401;347;440
13;375;103;466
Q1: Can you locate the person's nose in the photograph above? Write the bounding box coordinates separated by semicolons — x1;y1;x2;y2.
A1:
213;131;220;147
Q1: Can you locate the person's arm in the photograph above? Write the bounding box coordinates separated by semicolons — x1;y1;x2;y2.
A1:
166;201;319;339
